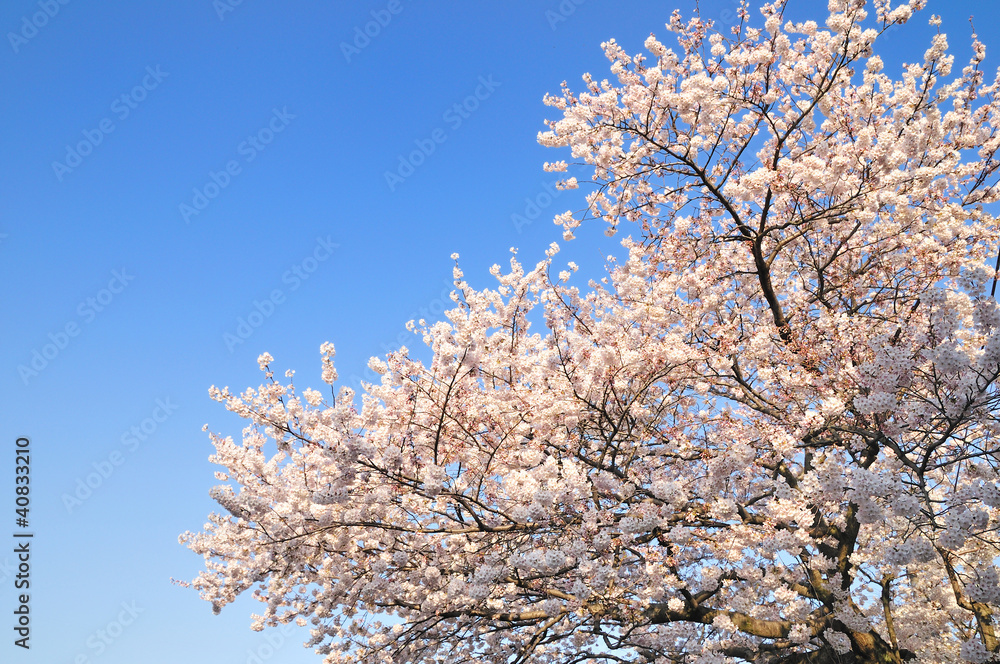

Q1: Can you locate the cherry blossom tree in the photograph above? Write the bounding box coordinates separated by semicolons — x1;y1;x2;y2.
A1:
180;1;1000;662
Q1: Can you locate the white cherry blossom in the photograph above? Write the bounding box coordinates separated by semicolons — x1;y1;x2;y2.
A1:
182;2;1000;662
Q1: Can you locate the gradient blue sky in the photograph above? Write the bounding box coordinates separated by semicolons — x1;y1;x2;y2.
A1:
2;1;998;662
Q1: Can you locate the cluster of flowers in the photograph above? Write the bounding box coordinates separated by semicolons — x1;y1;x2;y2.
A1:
180;1;1000;661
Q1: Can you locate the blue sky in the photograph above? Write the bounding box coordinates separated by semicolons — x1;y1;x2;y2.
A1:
1;1;998;662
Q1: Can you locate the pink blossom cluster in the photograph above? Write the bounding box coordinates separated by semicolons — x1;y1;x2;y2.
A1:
181;1;1000;662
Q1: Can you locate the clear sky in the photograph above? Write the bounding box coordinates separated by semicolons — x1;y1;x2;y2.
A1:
1;1;998;662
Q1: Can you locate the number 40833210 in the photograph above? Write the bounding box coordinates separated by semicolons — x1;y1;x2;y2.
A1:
15;437;29;525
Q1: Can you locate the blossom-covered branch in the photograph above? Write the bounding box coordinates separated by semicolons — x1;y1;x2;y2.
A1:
181;1;1000;662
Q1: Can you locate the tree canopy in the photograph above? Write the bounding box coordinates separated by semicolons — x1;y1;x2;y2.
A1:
181;1;1000;662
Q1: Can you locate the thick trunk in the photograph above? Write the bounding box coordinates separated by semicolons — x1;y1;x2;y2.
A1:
670;608;917;664
727;642;915;664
